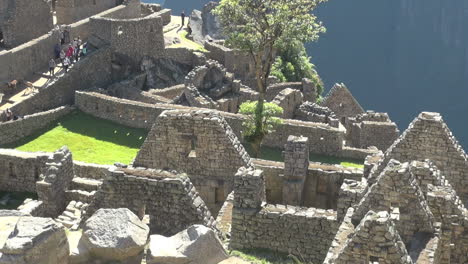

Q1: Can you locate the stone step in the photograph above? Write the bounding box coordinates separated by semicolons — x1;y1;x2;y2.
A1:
70;177;102;192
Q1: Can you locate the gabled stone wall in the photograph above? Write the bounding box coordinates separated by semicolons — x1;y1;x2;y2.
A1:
369;112;468;202
321;83;364;119
134;109;252;213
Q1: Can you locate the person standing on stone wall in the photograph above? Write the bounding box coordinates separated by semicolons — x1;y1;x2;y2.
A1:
60;49;66;66
54;43;61;60
66;44;74;63
49;59;56;78
63;57;70;73
181;10;186;26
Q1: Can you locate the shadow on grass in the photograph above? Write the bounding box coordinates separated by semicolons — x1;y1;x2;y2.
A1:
2;110;148;150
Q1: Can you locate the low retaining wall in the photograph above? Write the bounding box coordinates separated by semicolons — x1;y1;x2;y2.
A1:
75;91;350;156
0;149;50;193
0;106;73;145
73;161;111;180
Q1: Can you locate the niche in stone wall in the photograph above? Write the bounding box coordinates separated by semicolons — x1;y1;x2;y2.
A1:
188;136;197;158
9;163;16;178
117;26;123;36
215;186;224;204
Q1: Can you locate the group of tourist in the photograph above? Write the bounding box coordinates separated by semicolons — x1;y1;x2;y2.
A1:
50;37;88;77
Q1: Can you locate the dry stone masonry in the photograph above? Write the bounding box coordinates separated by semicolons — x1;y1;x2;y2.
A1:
0;1;467;263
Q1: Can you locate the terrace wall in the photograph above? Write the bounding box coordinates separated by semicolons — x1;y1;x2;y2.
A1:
75;92;360;157
0;106;73;145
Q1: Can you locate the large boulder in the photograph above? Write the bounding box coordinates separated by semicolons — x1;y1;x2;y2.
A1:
82;208;149;261
147;225;228;264
0;217;69;264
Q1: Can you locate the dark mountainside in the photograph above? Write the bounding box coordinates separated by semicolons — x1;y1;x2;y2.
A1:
145;0;468;149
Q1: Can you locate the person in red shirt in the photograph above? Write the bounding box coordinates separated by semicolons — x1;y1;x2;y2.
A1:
66;44;74;63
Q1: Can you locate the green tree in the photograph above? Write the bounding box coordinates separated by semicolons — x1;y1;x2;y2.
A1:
239;101;283;158
271;41;324;98
213;0;327;154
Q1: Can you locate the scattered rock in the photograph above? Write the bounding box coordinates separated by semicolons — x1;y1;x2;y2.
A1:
147;225;228;264
82;208;149;261
0;217;69;264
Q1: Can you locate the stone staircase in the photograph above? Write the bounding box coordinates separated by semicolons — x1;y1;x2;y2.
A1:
57;177;102;230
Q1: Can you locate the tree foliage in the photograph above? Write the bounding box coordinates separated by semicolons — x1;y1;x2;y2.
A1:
239;101;283;157
271;41;324;97
214;0;327;155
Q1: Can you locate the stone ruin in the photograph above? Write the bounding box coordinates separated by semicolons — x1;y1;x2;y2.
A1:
0;0;467;263
177;60;258;113
295;101;340;127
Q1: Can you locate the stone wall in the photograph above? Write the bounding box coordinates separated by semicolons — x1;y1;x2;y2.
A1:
295;102;339;128
56;0;122;25
271;88;303;119
134;109;252;213
204;41;257;88
370;112;468;202
282;136;309;205
0;4;132;84
36;147;75;217
73;161;111;180
86;167;217;236
5;47;112;118
89;9;165;69
230;167;339;263
75;91;350;157
321;83;364;119
1;0;53;48
0;149;50;193
0;106;73;145
346;111;400;151
252;159;363;209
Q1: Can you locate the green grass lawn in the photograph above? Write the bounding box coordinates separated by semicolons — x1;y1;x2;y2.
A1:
3;111;148;165
244;144;364;169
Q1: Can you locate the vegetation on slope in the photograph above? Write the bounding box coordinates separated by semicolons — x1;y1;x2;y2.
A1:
5;111;148;165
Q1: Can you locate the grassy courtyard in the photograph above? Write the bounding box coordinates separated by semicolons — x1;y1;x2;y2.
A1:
244;144;364;169
4;111;148;165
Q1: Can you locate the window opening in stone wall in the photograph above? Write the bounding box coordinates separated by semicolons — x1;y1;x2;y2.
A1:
34;167;40;181
9;163;16;178
188;136;197;158
150;26;154;33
